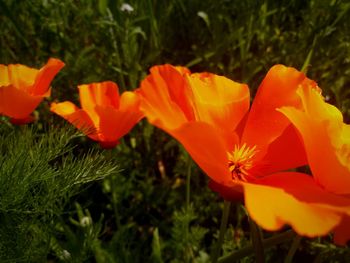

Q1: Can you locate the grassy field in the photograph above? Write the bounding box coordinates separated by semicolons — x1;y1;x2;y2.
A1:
1;0;350;262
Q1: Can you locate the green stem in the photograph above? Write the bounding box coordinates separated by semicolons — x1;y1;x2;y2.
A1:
249;218;265;263
218;230;295;263
106;8;126;91
212;200;231;263
110;174;121;229
186;158;191;212
185;157;192;263
301;35;318;73
284;235;302;263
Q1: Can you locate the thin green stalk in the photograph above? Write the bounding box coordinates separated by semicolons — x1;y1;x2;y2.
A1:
152;228;163;263
106;8;126;91
218;230;295;263
186;158;191;212
249;218;265;263
212;200;231;263
284;235;302;263
109;170;121;230
185;157;192;263
301;35;317;74
0;0;30;48
146;0;160;49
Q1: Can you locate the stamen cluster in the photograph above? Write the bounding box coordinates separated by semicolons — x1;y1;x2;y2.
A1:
227;143;257;181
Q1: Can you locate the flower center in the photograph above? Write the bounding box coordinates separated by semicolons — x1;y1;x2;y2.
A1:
227;143;257;181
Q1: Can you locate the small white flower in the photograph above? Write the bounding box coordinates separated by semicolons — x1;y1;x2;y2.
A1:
120;3;134;13
197;11;210;27
80;216;92;227
61;250;71;260
197;11;207;19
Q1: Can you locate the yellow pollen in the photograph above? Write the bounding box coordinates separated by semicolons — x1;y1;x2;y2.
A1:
227;143;257;181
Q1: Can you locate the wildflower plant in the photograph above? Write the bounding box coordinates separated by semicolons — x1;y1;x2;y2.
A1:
0;124;120;262
51;81;143;148
0;58;64;124
1;0;350;262
137;63;350;260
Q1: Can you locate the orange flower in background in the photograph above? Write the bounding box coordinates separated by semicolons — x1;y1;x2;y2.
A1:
0;58;65;124
138;64;350;243
51;81;143;148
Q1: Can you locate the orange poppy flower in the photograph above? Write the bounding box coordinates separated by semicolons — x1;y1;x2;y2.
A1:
274;85;350;244
51;81;143;148
0;58;65;124
138;64;350;243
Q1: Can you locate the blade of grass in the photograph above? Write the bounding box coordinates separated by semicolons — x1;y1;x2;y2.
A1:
218;230;295;263
284;235;302;263
0;0;30;47
249;218;265;263
212;200;231;263
301;35;318;73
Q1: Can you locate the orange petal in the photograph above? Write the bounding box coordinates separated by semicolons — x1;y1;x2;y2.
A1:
95;105;142;144
137;65;190;130
119;91;142;114
279;87;350;194
169;122;236;185
99;140;120;149
208;179;244;201
244;172;350;237
250;125;307;176
30;58;65;95
50;101;98;140
10;115;35;125
174;66;191;75
0;65;10;86
0;63;40;119
0;85;43;119
93;89;143;144
51;101;78;115
186;72;250;134
138;65;249;151
78;81;120;126
156;64;195;121
0;59;64;120
78;81;120;109
5;64;38;91
333;215;350;245
242;65;316;154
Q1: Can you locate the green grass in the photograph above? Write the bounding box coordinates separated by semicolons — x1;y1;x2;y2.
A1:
1;0;350;262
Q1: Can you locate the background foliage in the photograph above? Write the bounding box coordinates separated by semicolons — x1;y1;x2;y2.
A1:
1;0;350;262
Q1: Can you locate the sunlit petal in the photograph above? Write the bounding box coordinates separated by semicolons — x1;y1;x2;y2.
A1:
242;65;316;157
170;121;236;185
279;87;350;194
30;58;65;95
187;72;250;133
50;101;98;140
0;58;64;122
244;172;350;237
0;85;42;119
52;81;142;148
137;65;190;130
